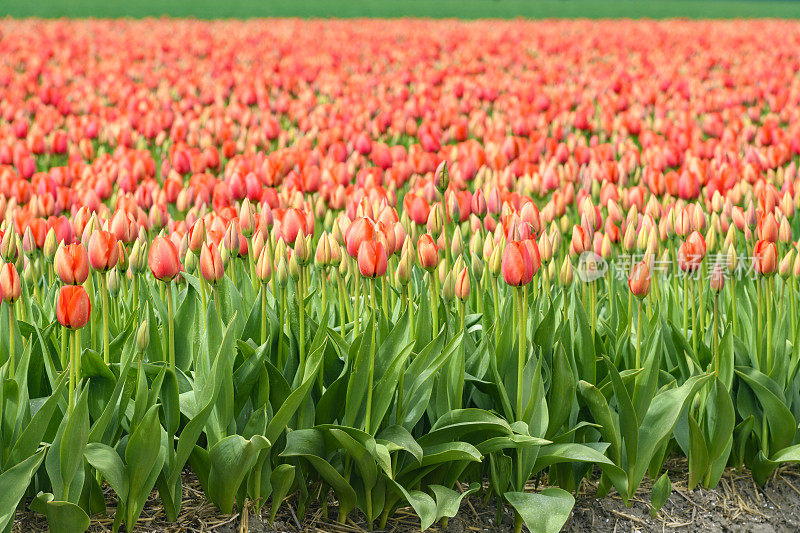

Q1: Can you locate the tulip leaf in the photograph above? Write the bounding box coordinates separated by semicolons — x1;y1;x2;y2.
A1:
208;434;270;514
32;493;90;533
650;472;671;517
430;482;480;523
269;464;296;524
83;442;129;502
735;367;796;453
0;447;46;531
504;488;575;533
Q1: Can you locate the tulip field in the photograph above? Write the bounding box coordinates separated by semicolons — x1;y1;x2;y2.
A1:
5;16;800;533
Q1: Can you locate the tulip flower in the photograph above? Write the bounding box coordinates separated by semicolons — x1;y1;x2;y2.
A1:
502;241;533;287
88;230;120;272
57;284;90;413
357;240;388;279
55;243;90;285
0;262;20;375
149;235;181;371
628;259;651;367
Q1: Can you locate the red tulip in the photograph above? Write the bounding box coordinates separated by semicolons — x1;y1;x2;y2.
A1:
346;217;376;258
0;263;21;303
628;260;651;298
55;243;90;285
149;235;180;282
678;231;706;272
57;285;91;330
754;240;777;276
417;234;439;271
200;242;224;284
88;230;120;272
502;241;533;286
357;240;388;278
454;265;470;300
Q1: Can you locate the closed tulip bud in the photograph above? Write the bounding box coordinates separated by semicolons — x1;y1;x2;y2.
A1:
252;230;266;261
780;249;794;280
43;228;57;259
417;234;439;271
274;238;287;266
224;223;240;257
779;218;792;244
454;265;470;300
726;244;738;272
239;199;255;237
200;242;224;285
22;227;35;254
692;205;706;232
628;260;651;299
623;223;636;252
107;268;121;296
256;246;273;283
705;226;717;253
489;242;503;276
55;243;90;285
188;219;206;253
469;231;484;257
56;285;91;330
710;266;726;292
136;316;149;353
395;249;413;285
22;258;34;284
471;252;484;280
276;256;289;287
471;189;487;219
434;161;449;194
288;253;302;281
88;230;119;272
184;249;198;275
560;256;573;286
724;225;737;251
148;236;180;282
453;254;466;276
1;230;18;262
427;204;444;238
315;231;332;267
130;238;148;273
338;255;349;279
442;270;455;301
116;241;129;271
450;225;463;258
600;234;612;260
793;251;800;278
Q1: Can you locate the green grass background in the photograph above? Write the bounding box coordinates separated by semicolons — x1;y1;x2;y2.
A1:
2;0;800;19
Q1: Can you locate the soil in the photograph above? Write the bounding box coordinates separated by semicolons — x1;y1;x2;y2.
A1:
14;459;800;532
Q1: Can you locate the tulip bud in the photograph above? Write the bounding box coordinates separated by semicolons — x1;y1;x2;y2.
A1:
200;242;224;285
395;248;413;286
726;244;738;273
130;238;148;274
488;242;503;277
469;231;484;258
288;253;302;281
43;228;57;259
450;225;463;259
107;268;121;296
56;285;91;330
559;256;573;286
427;204;444;238
276;256;289;287
442;270;455;301
148;236;180;282
628;260;651;299
136;316;150;353
623;223;636;252
239;199;255;237
780;249;794;280
256;245;273;283
0;262;21;303
224;223;241;257
454;265;470;301
1;230;18;263
434;161;449;194
315;231;332;267
710;266;726;292
184;249;198;275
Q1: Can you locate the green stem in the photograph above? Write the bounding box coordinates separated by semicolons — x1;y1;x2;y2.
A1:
429;274;439;335
766;277;773;375
691;279;698;357
200;275;207;330
492;275;500;347
730;277;737;338
248;243;257;290
102;273;110;364
166;281;175;371
298;271;306;372
8;306;15;377
61;325;69;370
757;277;763;370
320;268;328;321
459;298;466;332
68;328;76;415
516;287;525;419
713;293;719;375
353;258;361;338
260;283;267;346
337;271;347;335
636;299;642;368
365;280;378;435
381;276;389;321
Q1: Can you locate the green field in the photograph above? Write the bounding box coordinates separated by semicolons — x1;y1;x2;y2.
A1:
2;0;800;19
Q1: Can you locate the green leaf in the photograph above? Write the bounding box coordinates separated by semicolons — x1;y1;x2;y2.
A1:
735;367;795;453
687;411;708;490
387;478;436;531
504;488;575;533
650;472;671;517
377;425;423;464
208;434;270;514
125;404;166;527
269;464;295;524
83;443;129;502
430;483;480;523
32;494;90;533
0;448;46;531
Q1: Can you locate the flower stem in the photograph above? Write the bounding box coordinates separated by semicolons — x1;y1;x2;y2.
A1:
516;287;525;420
260;283;267;346
713;293;720;375
102;273;110;364
8;306;15;376
429;273;439;335
365;280;377;435
166;281;175;372
636;299;642;368
68;329;77;415
766;276;773;375
297;270;306;372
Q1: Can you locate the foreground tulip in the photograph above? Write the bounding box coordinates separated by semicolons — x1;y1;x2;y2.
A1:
0;262;21;303
357;240;388;279
88;230;120;272
149;236;181;282
502;241;533;287
754;239;777;276
628;260;650;368
57;284;90;413
55;243;90;285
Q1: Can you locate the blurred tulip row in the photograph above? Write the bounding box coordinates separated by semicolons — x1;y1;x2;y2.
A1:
4;18;800;533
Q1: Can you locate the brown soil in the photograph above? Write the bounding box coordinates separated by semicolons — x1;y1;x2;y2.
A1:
14;460;800;532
